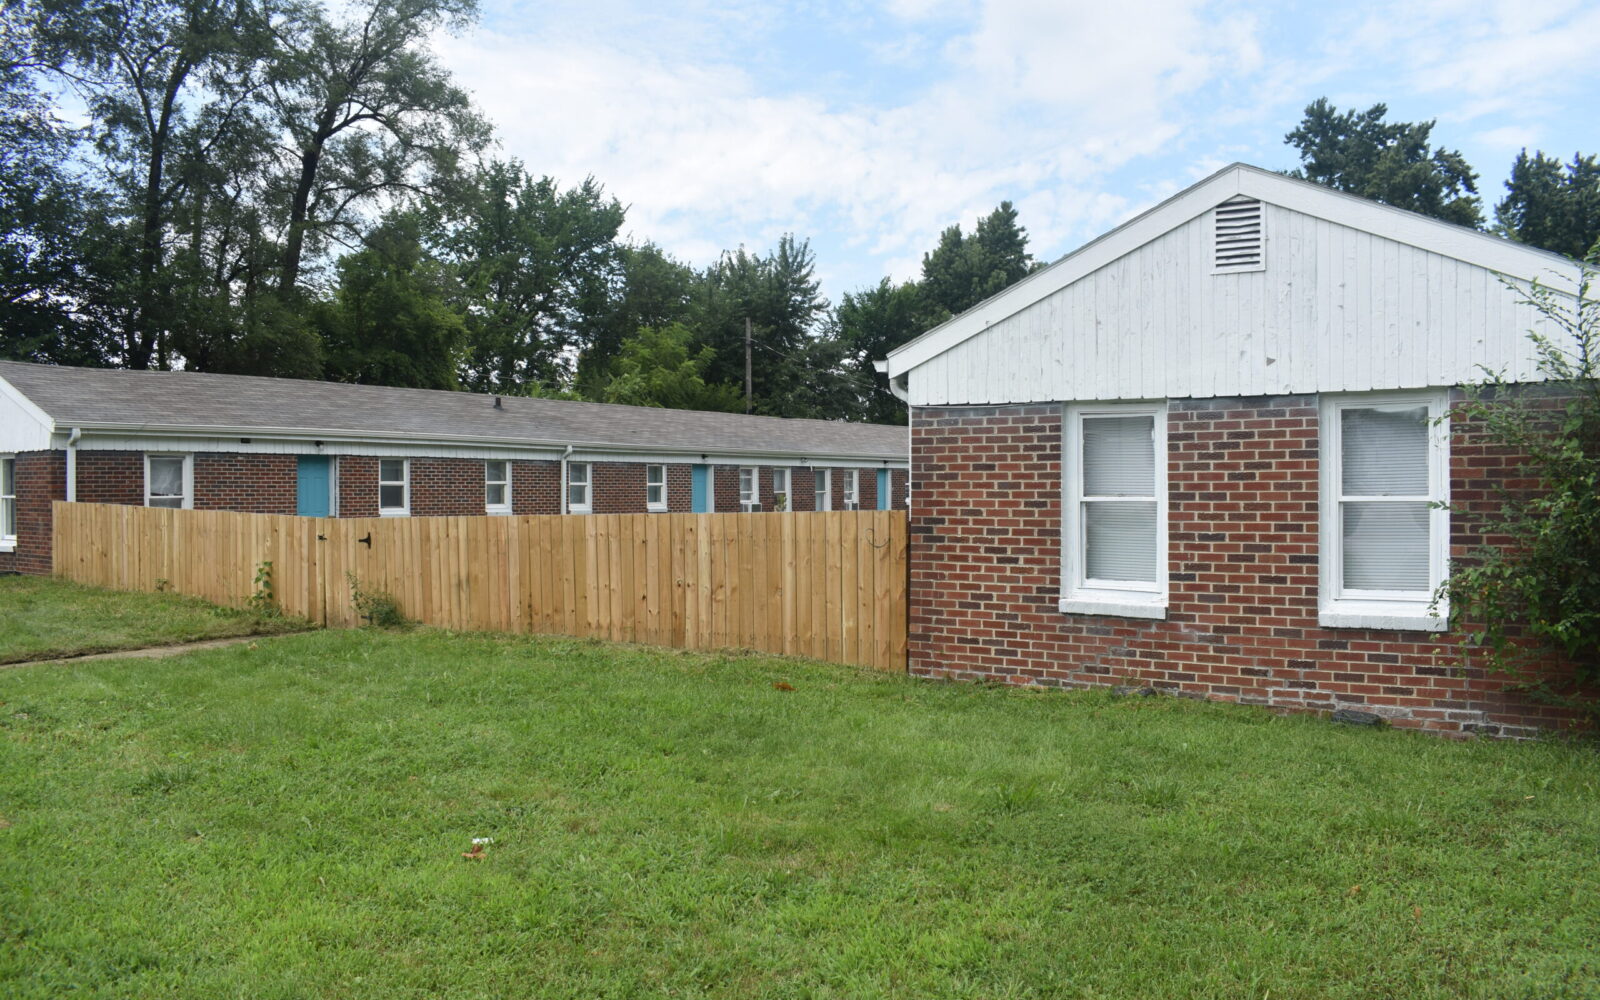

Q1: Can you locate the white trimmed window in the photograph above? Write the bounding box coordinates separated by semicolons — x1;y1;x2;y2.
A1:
1319;393;1449;631
1;456;16;548
739;467;759;512
379;459;409;516
1061;403;1167;619
842;469;859;510
485;460;511;514
771;468;790;511
567;462;591;514
145;454;193;510
816;469;832;511
646;464;667;512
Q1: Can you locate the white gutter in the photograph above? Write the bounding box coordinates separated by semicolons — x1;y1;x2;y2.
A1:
65;427;82;502
559;444;574;515
874;359;910;403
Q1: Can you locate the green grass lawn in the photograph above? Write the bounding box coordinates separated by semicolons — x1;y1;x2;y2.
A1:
1;626;1597;999
0;575;306;664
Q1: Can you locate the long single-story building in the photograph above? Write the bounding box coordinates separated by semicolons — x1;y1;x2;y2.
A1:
879;163;1588;736
0;363;909;575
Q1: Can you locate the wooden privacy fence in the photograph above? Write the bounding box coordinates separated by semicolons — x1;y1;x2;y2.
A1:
52;502;909;671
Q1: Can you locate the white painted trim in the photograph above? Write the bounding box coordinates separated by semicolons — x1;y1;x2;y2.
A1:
378;458;410;517
0;453;15;547
566;461;592;514
739;466;759;512
645;463;668;513
885;163;1581;377
484;458;512;515
1318;391;1451;629
1061;402;1169;617
1059;598;1168;620
144;453;193;510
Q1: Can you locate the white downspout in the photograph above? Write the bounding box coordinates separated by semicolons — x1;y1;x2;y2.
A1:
559;444;574;515
65;427;82;502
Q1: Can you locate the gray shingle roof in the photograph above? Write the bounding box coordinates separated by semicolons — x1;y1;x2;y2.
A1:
0;362;907;461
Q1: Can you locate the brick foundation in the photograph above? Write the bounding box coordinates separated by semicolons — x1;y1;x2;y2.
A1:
908;397;1588;737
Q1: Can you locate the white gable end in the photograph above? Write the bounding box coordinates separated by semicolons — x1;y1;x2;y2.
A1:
0;375;54;452
889;164;1581;407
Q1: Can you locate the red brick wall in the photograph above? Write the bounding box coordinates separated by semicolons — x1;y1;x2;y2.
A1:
195;453;297;514
512;460;561;515
76;451;143;505
892;468;909;508
908;397;1586;737
338;456;379;518
4;451;64;575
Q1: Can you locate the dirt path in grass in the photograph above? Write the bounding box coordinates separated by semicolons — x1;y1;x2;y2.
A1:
0;632;317;669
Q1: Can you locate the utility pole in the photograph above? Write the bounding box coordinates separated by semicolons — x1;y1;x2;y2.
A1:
744;316;753;414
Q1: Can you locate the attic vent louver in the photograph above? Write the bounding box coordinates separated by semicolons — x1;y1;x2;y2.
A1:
1213;197;1264;272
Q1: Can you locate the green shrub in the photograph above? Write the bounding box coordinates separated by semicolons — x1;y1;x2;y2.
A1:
346;572;411;629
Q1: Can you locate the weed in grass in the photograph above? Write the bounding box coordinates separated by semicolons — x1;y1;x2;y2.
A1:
346;572;411;628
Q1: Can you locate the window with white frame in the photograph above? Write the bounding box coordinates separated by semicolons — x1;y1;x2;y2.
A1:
485;460;511;514
771;468;790;511
815;469;832;511
1;456;15;546
379;459;409;516
646;464;667;512
842;469;859;510
567;462;591;513
1061;404;1167;618
1319;393;1448;630
739;467;759;512
144;454;192;509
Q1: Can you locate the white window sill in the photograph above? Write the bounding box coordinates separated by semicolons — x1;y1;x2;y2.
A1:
647;506;668;514
1059;597;1167;620
0;540;15;554
568;508;592;515
1319;604;1446;632
379;509;409;518
486;508;513;516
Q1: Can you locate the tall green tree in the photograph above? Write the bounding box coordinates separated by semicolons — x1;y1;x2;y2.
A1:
32;0;283;368
599;323;742;412
920;201;1037;317
834;279;933;425
447;161;625;393
316;213;467;389
692;235;828;415
574;242;699;397
1286;98;1483;228
1495;151;1600;261
266;0;488;297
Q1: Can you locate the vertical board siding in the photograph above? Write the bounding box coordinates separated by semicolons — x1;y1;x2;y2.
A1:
52;502;909;672
910;204;1567;406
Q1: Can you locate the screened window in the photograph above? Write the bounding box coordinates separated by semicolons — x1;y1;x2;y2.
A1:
646;464;667;512
842;469;859;510
739;467;759;512
1061;404;1166;618
1;456;15;544
567;462;591;513
771;468;790;511
1320;394;1448;630
815;469;832;511
145;454;192;510
485;460;511;514
379;459;408;515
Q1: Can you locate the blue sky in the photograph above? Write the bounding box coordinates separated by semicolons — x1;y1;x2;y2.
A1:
435;0;1600;305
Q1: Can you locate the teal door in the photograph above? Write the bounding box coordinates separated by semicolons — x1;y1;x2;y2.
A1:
877;468;891;509
297;456;332;517
691;465;711;513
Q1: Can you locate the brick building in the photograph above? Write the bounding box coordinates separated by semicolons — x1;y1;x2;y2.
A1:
878;163;1590;736
0;364;908;576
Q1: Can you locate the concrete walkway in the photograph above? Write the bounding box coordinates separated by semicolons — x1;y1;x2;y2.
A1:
2;631;315;670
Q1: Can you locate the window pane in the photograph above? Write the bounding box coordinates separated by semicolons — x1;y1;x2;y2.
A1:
1082;415;1154;496
486;461;507;483
380;459;405;484
2;500;14;537
647;484;663;506
149;496;183;509
1084;501;1157;582
568;484;587;508
1343;501;1430;591
1;457;12;495
1342;406;1428;496
149;457;183;497
486;484;506;506
380;484;405;509
569;464;589;485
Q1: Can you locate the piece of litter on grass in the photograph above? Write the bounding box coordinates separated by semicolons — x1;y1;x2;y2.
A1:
773;682;795;691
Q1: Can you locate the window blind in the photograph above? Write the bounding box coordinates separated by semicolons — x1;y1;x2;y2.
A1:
1340;405;1431;592
1080;414;1157;583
